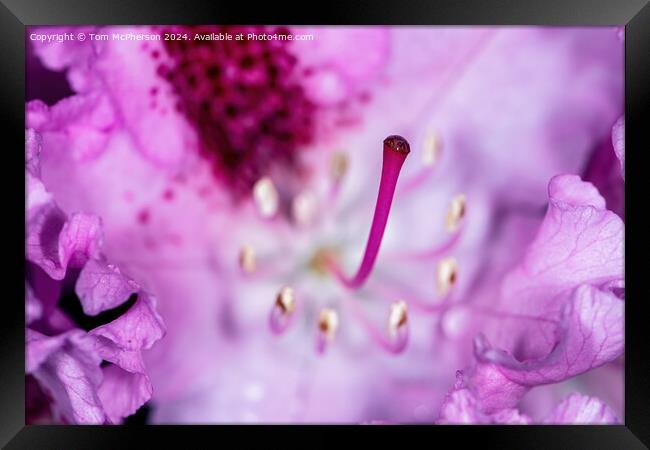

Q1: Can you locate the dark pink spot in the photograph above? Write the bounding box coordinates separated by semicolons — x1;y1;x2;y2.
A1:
137;208;150;225
150;86;159;96
163;189;175;201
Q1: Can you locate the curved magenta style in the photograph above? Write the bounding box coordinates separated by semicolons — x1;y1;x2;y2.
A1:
328;135;410;289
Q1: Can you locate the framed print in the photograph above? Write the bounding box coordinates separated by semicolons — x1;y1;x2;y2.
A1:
2;0;648;448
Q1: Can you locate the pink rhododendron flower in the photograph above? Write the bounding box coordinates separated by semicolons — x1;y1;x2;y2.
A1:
26;25;624;424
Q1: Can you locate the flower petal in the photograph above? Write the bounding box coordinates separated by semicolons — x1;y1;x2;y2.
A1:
475;284;623;387
94;28;199;168
437;373;531;424
456;359;529;414
543;393;619;424
437;386;489;424
28;26;99;93
26;171;53;216
26;286;43;325
449;175;624;415
26;204;103;280
75;258;140;316
27;93;116;162
612;116;625;180
89;292;165;352
97;364;153;424
26;329;106;424
290;27;389;106
26;128;42;177
496;174;624;361
88;293;165;421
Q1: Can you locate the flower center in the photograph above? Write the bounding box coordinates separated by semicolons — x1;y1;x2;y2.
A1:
242;134;466;356
309;246;339;277
158;26;317;198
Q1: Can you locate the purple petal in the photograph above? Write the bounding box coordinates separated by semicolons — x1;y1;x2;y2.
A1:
524;174;622;286
88;293;165;421
437;386;488;424
75;258;140;316
475;284;623;387
26;128;42;177
491;408;532;425
437;374;531;424
26;328;66;372
547;173;605;208
26;205;103;280
89;292;165;352
59;213;103;267
27;93;115;162
92;31;197;168
97;364;153;424
290;27;389;105
26;171;53;216
497;175;623;361
26;202;67;278
453;175;624;415
543;393;619;424
26;286;43;325
612;116;625;180
31;27;197;168
28;26;99;93
582;130;625;219
26;329;106;424
457;360;529;414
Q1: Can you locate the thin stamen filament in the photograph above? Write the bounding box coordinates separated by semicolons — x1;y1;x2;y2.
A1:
368;280;453;314
385;225;463;263
343;297;408;354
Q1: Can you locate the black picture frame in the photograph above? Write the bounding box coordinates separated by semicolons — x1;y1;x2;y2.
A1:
2;0;648;448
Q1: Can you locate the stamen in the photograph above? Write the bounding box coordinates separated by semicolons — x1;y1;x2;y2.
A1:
238;244;257;274
446;194;466;233
315;307;339;355
277;286;296;313
327;135;410;289
422;130;441;167
387;300;409;353
397;129;444;194
269;286;297;334
343;297;409;354
292;190;317;227
384;194;465;262
253;176;279;218
436;257;458;296
387;300;408;337
330;151;349;183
